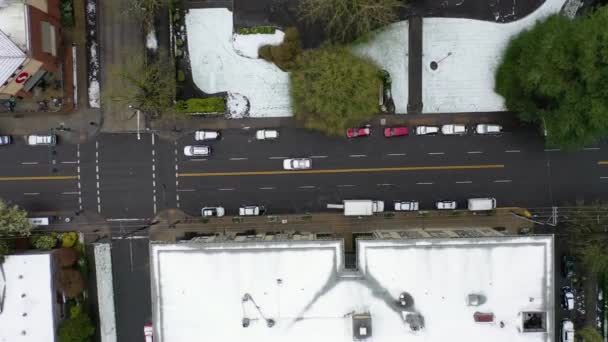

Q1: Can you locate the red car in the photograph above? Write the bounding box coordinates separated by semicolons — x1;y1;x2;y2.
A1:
384;126;409;137
346;127;371;138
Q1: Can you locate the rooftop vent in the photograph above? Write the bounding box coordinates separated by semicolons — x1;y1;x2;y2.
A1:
352;312;372;340
473;312;494;323
466;294;486;306
401;310;425;331
522;311;546;332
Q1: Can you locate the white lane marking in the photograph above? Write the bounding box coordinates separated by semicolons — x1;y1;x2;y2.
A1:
544;148;560;152
337;184;356;187
455;181;472;184
177;189;196;192
218;188;235;191
494;179;512;183
600;177;608;180
230;157;248;161
310;155;328;159
62;191;79;195
583;147;600;151
23;192;40;195
467;151;483;154
416;182;434;185
428;152;444;155
376;183;394;186
269;156;287;160
505;150;520;153
21;162;39;165
349;154;367;158
259;187;276;190
151;134;155;145
189;158;207;161
61;161;78;164
387;153;406;156
298;185;316;189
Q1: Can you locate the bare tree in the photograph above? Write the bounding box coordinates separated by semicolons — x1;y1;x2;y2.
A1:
298;0;404;43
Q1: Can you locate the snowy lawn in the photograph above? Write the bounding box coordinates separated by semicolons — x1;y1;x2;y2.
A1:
185;9;292;117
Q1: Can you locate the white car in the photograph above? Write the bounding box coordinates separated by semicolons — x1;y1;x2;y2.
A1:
144;322;153;342
562;286;574;310
194;130;220;141
475;124;502;134
436;200;457;210
441;124;467;135
201;206;225;217
561;319;574;342
415;126;439;135
256;129;279;140
283;158;312;170
27;134;56;146
239;205;265;216
394;201;419;211
183;145;210;156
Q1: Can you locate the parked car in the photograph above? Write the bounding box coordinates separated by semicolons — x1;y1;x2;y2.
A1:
144;322;153;342
561;319;574;342
0;135;11;145
255;129;279;140
561;255;575;279
415;126;439;135
194;130;221;141
283;158;312;170
441;124;467;135
394;201;419;211
436;200;457;210
562;286;574;310
27;134;56;146
475;124;502;135
383;126;409;138
346;126;371;138
183;145;210;156
201;207;225;217
239;205;265;216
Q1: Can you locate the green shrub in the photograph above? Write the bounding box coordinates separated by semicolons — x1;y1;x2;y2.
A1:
176;38;184;46
177;70;186;82
258;27;302;71
175;49;183;57
238;26;276;35
32;235;57;250
58;312;95;342
175;97;226;113
60;0;75;28
61;232;78;248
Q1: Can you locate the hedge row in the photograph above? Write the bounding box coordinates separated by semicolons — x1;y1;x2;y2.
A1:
237;26;276;35
176;97;226;113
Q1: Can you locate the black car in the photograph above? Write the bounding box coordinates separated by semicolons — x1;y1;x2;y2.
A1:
0;135;12;145
561;255;575;279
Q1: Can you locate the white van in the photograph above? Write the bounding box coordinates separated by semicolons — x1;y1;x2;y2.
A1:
467;198;497;211
28;217;51;226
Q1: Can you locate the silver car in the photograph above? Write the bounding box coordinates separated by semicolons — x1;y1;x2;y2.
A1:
255;129;279;140
394;201;419;211
27;134;56;146
0;135;11;145
194;130;221;141
415;126;439;135
436;200;457;210
475;124;502;134
441;124;467;135
201;206;225;217
239;205;265;216
283;158;312;170
183;145;210;156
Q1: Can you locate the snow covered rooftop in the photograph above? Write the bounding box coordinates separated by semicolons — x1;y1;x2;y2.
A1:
0;252;58;342
150;235;554;342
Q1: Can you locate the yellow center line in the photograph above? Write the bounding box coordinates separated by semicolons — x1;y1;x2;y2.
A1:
0;176;78;181
598;161;608;165
178;164;505;177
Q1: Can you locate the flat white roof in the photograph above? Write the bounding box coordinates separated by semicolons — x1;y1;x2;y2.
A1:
0;252;57;342
150;236;554;342
0;0;29;50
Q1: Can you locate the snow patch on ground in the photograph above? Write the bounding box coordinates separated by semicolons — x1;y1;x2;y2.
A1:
88;80;100;108
232;31;285;59
186;9;292;117
353;22;409;114
86;0;100;108
94;243;117;342
146;29;158;51
226;92;250;118
561;0;583;18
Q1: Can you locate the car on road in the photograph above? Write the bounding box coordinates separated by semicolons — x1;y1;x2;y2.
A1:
0;135;11;145
256;129;279;140
283;158;312;170
239;205;265;216
183;145;210;157
201;206;225;217
383;126;409;138
415;126;439;135
144;322;153;342
27;134;56;146
441;124;467;135
436;200;457;210
394;201;419;211
562;255;575;279
562;286;574;310
475;124;502;135
561;319;574;342
346;126;371;138
194;130;221;141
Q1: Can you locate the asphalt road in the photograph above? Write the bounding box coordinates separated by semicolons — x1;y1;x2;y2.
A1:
0;127;606;218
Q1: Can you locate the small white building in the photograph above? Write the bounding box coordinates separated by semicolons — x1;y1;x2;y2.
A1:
150;234;555;342
0;251;62;342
